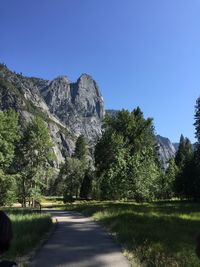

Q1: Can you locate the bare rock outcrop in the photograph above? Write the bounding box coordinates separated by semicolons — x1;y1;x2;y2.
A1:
39;74;104;144
0;64;105;166
156;135;176;169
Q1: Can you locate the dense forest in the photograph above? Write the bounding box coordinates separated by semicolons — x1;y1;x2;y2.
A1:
1;97;200;207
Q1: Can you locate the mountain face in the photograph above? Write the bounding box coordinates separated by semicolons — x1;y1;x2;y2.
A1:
0;64;105;166
39;74;104;145
156;135;177;169
0;64;177;169
172;143;179;152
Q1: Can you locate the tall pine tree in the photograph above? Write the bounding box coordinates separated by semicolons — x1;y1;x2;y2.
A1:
73;135;87;161
190;97;200;200
194;97;200;144
175;135;193;169
174;135;193;198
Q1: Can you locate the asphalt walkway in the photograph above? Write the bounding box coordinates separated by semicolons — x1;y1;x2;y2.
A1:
29;210;131;267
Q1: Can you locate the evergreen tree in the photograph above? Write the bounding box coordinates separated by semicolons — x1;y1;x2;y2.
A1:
163;158;178;199
174;135;193;198
194;97;200;144
95;132;127;199
80;168;93;199
57;135;89;200
74;134;90;198
59;157;85;199
188;97;200;200
194;97;200;166
173;97;200;200
73;135;87;161
175;155;196;199
175;135;185;168
175;135;193;169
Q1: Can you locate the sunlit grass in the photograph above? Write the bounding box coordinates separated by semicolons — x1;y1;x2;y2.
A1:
2;209;52;263
65;200;200;267
41;196;64;208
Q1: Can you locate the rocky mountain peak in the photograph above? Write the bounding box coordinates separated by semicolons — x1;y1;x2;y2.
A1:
37;72;104;144
77;73;102;98
79;73;93;79
1;64;177;170
53;75;71;84
0;65;106;166
78;73;95;83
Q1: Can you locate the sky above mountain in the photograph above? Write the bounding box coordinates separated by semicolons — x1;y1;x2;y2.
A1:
0;0;199;142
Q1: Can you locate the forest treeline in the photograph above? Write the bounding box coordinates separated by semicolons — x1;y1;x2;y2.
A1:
1;97;200;206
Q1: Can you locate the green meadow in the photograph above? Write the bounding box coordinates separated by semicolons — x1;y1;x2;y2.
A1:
65;200;200;267
2;209;52;264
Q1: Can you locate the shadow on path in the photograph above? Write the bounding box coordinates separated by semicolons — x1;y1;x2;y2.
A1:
29;210;130;267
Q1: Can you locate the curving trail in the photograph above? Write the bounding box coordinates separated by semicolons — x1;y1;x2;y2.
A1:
29;210;131;267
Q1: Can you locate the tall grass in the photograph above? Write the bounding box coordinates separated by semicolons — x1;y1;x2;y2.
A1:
2;209;52;261
66;200;200;267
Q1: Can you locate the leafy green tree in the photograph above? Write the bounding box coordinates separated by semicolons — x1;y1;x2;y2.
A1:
95;131;125;178
14;116;54;207
0;171;17;206
57;135;89;200
59;157;85;199
103;107;155;154
161;158;178;199
127;150;160;201
96;132;128;199
0;110;19;169
0;110;19;206
95;108;160;201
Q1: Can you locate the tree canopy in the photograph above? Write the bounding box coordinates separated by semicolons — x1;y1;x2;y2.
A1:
0;110;19;205
95;108;160;201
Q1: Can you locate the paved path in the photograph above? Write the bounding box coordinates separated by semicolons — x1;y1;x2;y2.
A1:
29;210;130;267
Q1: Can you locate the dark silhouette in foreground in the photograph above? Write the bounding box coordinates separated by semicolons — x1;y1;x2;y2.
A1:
0;211;17;266
196;234;200;259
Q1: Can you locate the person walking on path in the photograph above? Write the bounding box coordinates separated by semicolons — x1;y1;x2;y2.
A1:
0;211;17;267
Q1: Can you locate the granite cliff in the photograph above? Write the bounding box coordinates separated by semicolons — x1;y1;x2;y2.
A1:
0;64;104;166
39;73;104;145
156;135;177;169
0;64;177;169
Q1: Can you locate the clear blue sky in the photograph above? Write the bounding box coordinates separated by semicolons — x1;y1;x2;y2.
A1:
0;0;200;143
